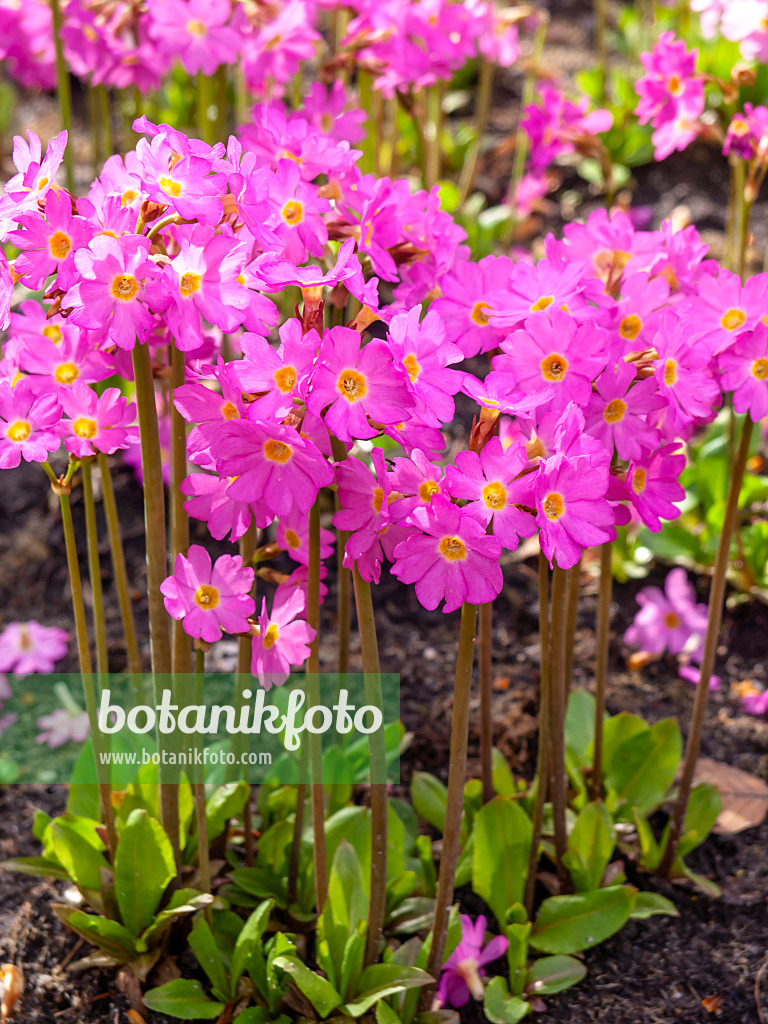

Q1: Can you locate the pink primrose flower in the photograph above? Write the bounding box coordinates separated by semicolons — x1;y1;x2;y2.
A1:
160;545;255;644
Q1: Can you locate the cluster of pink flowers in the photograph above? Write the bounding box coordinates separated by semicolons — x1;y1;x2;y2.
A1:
692;0;768;64
634;32;704;160
0;0;518;97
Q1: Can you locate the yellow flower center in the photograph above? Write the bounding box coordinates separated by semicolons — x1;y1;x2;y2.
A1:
48;231;72;260
336;369;367;402
284;529;301;549
275;366;297;393
73;417;98;438
482;482;507;510
663;359;677;385
721;308;746;331
664;612;681;629
18;625;33;649
372;487;385;513
438;535;467;561
160;177;182;198
731;118;750;136
121;189;138;206
55;362;79;385
530;295;554;313
282;200;304;226
187;18;207;36
419;479;440;502
7;420;31;442
321;113;333;133
43;325;62;344
632;468;647;493
111;274;139;301
603;398;627;423
470;302;491;326
403;353;420;382
36;176;49;193
179;272;201;297
751;357;768;380
263;623;279;648
221;400;239;420
543;491;565;520
541;353;568;382
195;584;219;609
619;314;643;341
264;439;293;463
668;74;683;96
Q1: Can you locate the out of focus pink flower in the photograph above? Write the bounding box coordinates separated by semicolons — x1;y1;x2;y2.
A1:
0;621;68;676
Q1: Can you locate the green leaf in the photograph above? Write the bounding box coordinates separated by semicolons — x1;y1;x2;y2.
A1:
483;977;531;1023
273;954;343;1017
376;1000;402;1024
206;782;250;843
677;783;721;857
50;821;110;890
526;955;587;995
565;802;615;892
319;840;369;989
1;856;69;881
324;806;372;886
189;918;231;1000
600;714;648;778
143;979;227;1019
605;719;681;821
565;690;597;766
53;905;138;959
0;759;19;783
114;809;175;936
633;809;661;871
679;861;721;897
492;748;516;797
339;922;367;1002
140;890;214;947
411;772;448;834
345;965;432;1017
230;899;275;989
629;892;680;920
530;886;637;954
506;921;531;997
472;797;532;926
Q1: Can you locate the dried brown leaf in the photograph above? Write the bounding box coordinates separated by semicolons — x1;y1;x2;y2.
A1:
694;758;768;834
0;964;24;1022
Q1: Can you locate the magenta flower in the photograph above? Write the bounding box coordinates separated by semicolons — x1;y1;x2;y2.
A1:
9;188;92;290
60;383;138;458
172;371;247;470
146;0;241;76
627;443;687;532
251;587;316;690
277;507;336;566
679;269;765;356
534;453;614;570
0;130;67;222
333;449;393;562
584;358;665;461
18;330;110;396
133;133;226;226
521;84;613;174
307;327;413;443
160;545;255;644
718;324;768;422
0;380;61;469
230;321;316;420
389;449;447;523
37;707;89;748
431;254;515;358
386;306;465;428
0;250;12;331
635;33;704;140
63;235;162;350
391;496;503;613
741;689;768;717
181;472;272;542
302;81;366;144
612;271;670;354
436;915;509;1009
266;159;330;263
625;568;708;658
0;621;68;676
486;254;601;331
652;313;720;435
444;438;536;551
212;418;334;517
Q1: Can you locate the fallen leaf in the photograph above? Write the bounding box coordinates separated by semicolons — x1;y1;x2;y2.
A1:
127;1011;146;1024
627;651;657;671
0;964;24;1022
694;758;768;834
702;994;722;1012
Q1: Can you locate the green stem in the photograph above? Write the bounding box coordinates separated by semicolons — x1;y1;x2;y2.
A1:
506;13;549;236
58;486;117;858
525;550;550;917
194;647;213;924
594;0;609;103
352;565;388;968
49;0;74;192
659;417;754;876
197;72;214;145
97;453;142;685
307;497;328;910
548;563;571;891
215;65;228;141
458;58;494;204
421;602;478;1009
591;543;613;802
478;601;493;803
170;345;191;678
233;521;256;867
81;460;109;676
97;84;112;161
564;555;581;695
425;85;442;189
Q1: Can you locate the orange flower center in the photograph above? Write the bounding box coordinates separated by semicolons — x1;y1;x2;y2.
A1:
632;468;647;493
541;353;568;382
284;529;301;549
530;295;554;313
438;535;467;561
179;272;201;297
160;177;182;198
482;481;507;510
751;357;768;380
372;487;385;513
721;308;746;331
543;491;565;520
49;231;72;260
603;398;627;423
664;612;681;629
619;314;643;340
73;417;98;439
419;479;440;502
43;325;62;344
264;439;293;463
336;369;367;402
55;362;79;385
470;302;491;325
403;353;421;382
282;200;304;226
221;400;239;420
187;18;207;36
195;585;219;609
263;623;279;648
121;189;138;206
111;274;139;301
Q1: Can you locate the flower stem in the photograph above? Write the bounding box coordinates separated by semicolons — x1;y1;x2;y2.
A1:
234;520;256;867
594;0;609;103
658;416;754;876
525;550;550;917
591;543;612;801
197;72;214;145
478;601;494;803
97;453;142;685
421;601;478;1009
58;487;117;858
194;647;213;924
564;554;581;694
506;12;549;232
97;84;112;161
352;564;388;967
306;497;328;910
170;344;191;679
49;0;74;192
548;563;571;891
458;57;494;204
81;459;109;676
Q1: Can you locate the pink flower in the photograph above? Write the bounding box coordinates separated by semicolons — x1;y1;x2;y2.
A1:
679;269;766;356
718;323;768;422
333;449;393;562
276;507;335;566
181;472;272;541
436;915;509;1009
444;437;537;551
60;383;138;457
521;84;613;174
63;235;162;350
612;271;670;354
0;380;62;469
266;159;330;263
635;33;704;131
534;452;614;569
37;707;90;748
0;621;68;676
389;448;447;522
391;496;503;613
146;0;241;76
212;418;334;517
486;254;601;331
302;81;366;144
741;688;768;717
584;358;665;461
18;330;110;396
625;568;708;658
251;587;316;690
386;306;465;428
652;313;720;434
8;188;92;290
133;132;226;226
160;545;255;644
0;130;67;225
431;254;515;357
307;327;413;443
229;321;316;420
627;443;686;531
